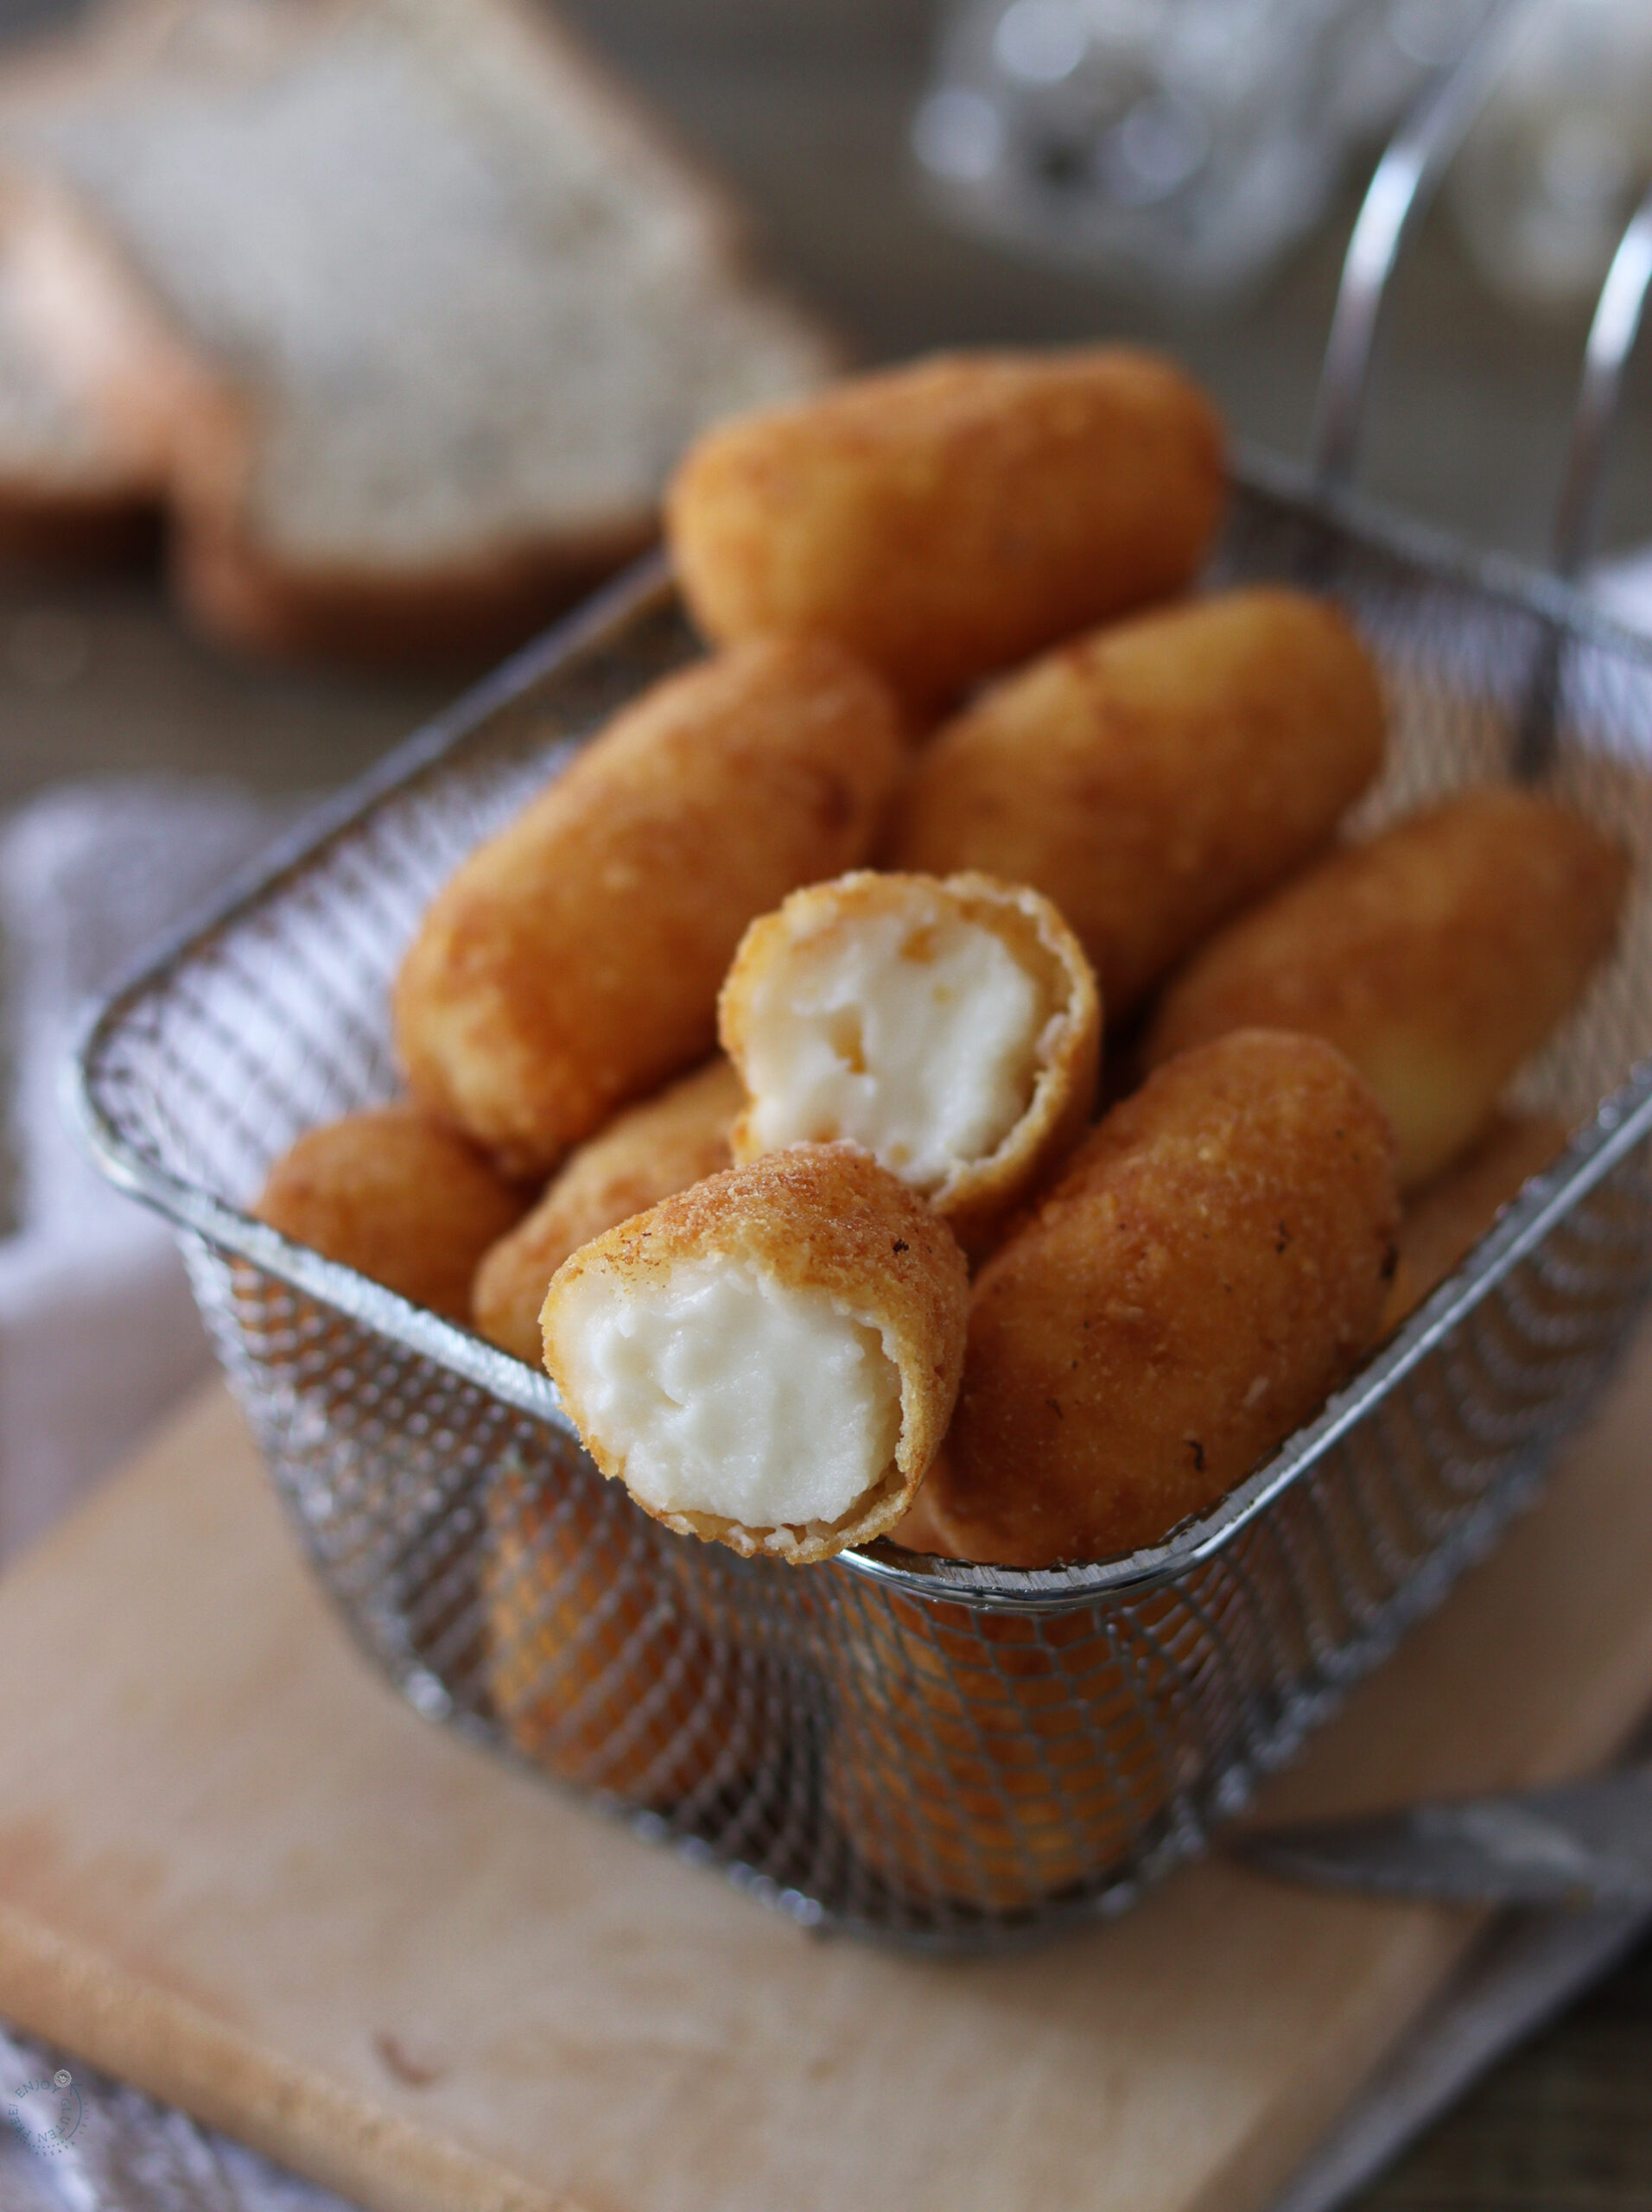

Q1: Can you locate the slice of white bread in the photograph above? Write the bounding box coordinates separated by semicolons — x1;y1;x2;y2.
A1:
0;171;175;563
0;0;838;660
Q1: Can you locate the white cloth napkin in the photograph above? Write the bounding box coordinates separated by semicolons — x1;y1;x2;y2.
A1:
0;778;283;1560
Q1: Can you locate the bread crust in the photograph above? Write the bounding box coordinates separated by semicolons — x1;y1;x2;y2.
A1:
0;0;843;664
926;1030;1401;1567
0;479;158;567
174;496;660;669
0;166;184;562
719;869;1100;1257
393;636;905;1176
252;1103;531;1321
890;587;1386;1017
473;1058;740;1364
540;1145;969;1564
667;345;1224;714
1145;787;1629;1188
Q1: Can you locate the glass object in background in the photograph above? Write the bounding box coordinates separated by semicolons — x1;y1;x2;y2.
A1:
1447;0;1652;310
912;0;1494;306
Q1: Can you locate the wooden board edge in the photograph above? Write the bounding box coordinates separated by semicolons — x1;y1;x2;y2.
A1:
0;1902;581;2212
0;1381;248;1595
1203;1910;1481;2212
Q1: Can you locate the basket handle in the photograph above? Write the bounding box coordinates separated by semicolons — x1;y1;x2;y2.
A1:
1313;0;1652;586
1516;185;1652;770
1311;0;1531;495
1552;181;1652;580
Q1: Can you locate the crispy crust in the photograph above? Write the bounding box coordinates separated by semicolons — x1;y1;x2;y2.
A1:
927;1030;1401;1567
667;345;1225;715
823;1590;1180;1910
1144;787;1630;1188
174;496;659;670
252;1103;531;1321
473;1057;740;1364
719;869;1100;1258
539;1145;969;1564
888;587;1386;1017
484;1461;749;1807
393;636;905;1176
884;1460;958;1555
1382;1109;1569;1333
0;166;191;563
0;480;158;568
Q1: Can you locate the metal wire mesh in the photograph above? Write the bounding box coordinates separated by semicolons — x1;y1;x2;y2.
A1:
72;461;1652;1949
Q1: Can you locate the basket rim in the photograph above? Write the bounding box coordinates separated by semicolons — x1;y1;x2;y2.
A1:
66;454;1652;1610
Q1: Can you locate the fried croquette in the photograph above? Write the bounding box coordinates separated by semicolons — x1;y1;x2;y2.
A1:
888;588;1384;1014
924;1031;1401;1567
1382;1110;1569;1332
539;1147;969;1564
473;1058;741;1364
719;871;1100;1256
823;1592;1178;1911
393;636;905;1177
252;1103;530;1321
485;1464;747;1808
1145;788;1628;1188
666;346;1224;715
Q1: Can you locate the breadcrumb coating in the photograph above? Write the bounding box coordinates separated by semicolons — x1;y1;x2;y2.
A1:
890;588;1384;1014
541;1146;968;1563
719;871;1099;1257
667;346;1223;714
473;1058;740;1363
253;1103;529;1320
394;635;905;1175
1382;1109;1568;1332
484;1464;748;1808
928;1030;1401;1567
1146;787;1628;1187
823;1590;1180;1910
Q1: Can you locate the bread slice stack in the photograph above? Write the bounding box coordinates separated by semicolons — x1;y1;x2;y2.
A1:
0;0;836;661
0;175;175;562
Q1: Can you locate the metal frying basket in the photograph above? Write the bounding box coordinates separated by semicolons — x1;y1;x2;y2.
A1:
69;16;1652;1948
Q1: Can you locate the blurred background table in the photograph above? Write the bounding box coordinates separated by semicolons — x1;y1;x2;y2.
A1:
2;1;1649;2204
10;0;1652;835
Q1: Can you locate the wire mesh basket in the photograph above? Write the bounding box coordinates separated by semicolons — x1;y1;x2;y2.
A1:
69;467;1652;1948
67;4;1652;1952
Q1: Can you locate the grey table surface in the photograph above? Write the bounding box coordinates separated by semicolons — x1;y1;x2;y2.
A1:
0;3;1648;2206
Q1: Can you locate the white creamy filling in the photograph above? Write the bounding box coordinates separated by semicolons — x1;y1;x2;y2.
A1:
558;1255;901;1526
743;903;1045;1192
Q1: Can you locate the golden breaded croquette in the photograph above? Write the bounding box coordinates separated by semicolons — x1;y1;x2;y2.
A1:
924;1031;1400;1567
666;347;1224;715
1144;787;1628;1189
393;637;905;1177
473;1058;741;1364
719;871;1100;1257
485;1464;747;1808
252;1103;531;1321
540;1147;969;1564
1382;1110;1569;1333
887;588;1384;1015
823;1591;1178;1911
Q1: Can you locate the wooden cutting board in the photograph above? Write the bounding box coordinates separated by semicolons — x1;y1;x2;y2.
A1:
3;1351;1652;2212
